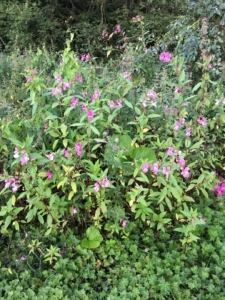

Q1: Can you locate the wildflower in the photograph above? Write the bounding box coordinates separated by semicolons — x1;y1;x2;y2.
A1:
82;90;87;97
71;97;78;108
58;250;64;256
101;177;110;188
149;163;159;175
122;219;127;227
46;153;54;161
147;90;157;100
116;99;122;107
177;158;186;169
167;147;174;156
20;153;29;165
94;182;100;192
181;167;190;178
75;74;83;83
115;138;119;143
175;86;181;93
20;256;26;261
87;110;94;121
63;149;70;158
159;52;172;62
13;147;20;158
162;166;170;179
62;82;71;91
55;74;62;83
208;63;212;69
52;87;62;97
72;206;77;214
138;36;142;41
32;70;38;75
114;25;121;33
82;103;87;112
174;121;181;131
197;117;207;127
75;142;82;156
186;127;191;137
142;163;149;173
123;71;131;80
46;171;53;180
109;101;115;109
12;182;19;193
26;77;32;83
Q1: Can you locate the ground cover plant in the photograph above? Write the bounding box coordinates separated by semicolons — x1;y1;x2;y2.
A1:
1;8;225;300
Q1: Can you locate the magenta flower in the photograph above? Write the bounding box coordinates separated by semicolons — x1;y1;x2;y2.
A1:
46;171;53;180
174;121;181;131
32;70;38;75
46;153;54;161
197;117;207;127
71;97;78;108
26;77;32;83
101;177;110;188
142;163;149;173
20;153;29;165
177;158;186;169
87;110;94;121
63;149;70;158
75;142;82;156
147;90;157;100
181;167;190;178
94;182;100;192
52;87;62;97
116;99;122;107
63;82;72;91
114;25;121;33
149;163;159;175
122;219;127;227
167;147;174;156
159;52;172;62
12;182;19;193
55;74;62;83
175;86;181;93
123;71;131;80
75;74;83;83
82;103;87;112
186;127;191;137
162;166;170;179
109;101;115;109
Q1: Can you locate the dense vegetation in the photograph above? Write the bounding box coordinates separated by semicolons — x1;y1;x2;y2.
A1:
1;0;225;299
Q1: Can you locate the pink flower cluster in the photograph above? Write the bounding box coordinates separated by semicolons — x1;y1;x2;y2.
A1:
75;142;82;157
109;99;122;109
159;52;172;62
71;97;78;108
63;82;72;91
52;87;62;97
123;71;131;80
142;163;159;175
174;117;185;131
81;53;90;61
25;70;38;83
197;117;207;127
167;147;190;178
87;110;94;121
114;25;121;34
91;90;101;102
94;177;110;192
214;183;225;197
75;74;83;83
5;176;20;193
46;153;54;160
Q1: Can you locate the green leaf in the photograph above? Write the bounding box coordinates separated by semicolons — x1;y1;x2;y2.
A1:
91;126;100;135
4;216;12;229
81;226;103;249
170;187;181;202
123;99;133;109
148;114;161;118
158;187;168;203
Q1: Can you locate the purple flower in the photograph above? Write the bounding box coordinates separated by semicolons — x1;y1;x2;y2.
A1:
101;177;110;188
13;147;20;158
82;90;87;97
87;110;94;121
159;52;172;62
55;74;62;83
181;167;190;178
72;206;77;214
46;171;53;180
149;163;159;175
32;70;38;75
177;158;186;169
52;87;62;97
186;127;191;137
116;99;122;107
142;163;149;173
12;182;19;193
197;117;207;127
82;103;87;112
75;142;82;156
75;74;83;83
63;82;72;91
114;25;121;33
46;153;54;161
63;149;70;158
109;101;115;109
122;219;127;227
94;182;100;192
167;147;174;156
147;90;157;100
20;256;26;261
20;153;29;165
162;166;170;179
71;97;78;108
174;121;181;131
26;77;32;83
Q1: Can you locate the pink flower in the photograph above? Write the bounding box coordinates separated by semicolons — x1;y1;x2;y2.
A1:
63;82;72;91
71;97;78;108
13;147;20;158
162;166;170;179
175;86;181;93
52;87;62;97
147;90;157;100
72;206;77;214
186;127;191;137
94;182;100;192
101;177;110;188
109;101;115;109
82;104;87;112
167;147;174;156
159;52;172;62
63;149;70;158
116;99;122;107
122;219;127;227
75;142;82;156
197;117;207;127
149;163;159;175
12;182;19;193
32;70;38;75
87;110;94;121
46;171;53;180
174;121;181;131
181;167;190;178
75;74;83;83
46;153;54;161
55;74;62;83
123;71;131;80
26;77;32;83
208;63;212;69
114;25;121;33
177;158;186;169
82;90;87;97
20;153;29;165
142;163;149;173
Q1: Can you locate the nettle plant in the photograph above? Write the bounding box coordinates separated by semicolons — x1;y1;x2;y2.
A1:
0;37;222;250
